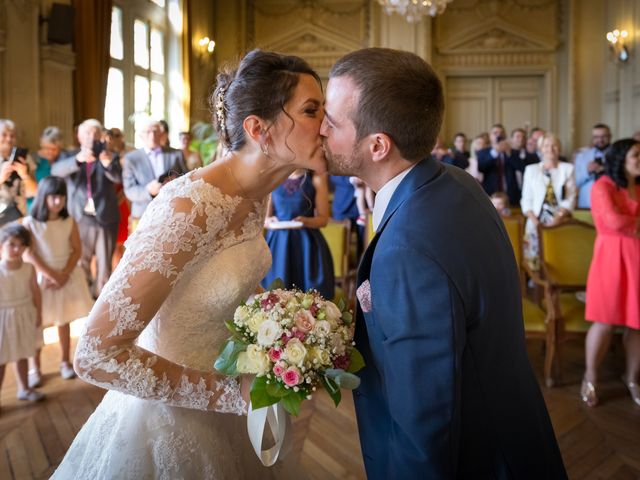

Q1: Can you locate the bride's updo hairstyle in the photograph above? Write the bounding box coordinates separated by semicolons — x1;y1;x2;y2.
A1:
212;49;320;152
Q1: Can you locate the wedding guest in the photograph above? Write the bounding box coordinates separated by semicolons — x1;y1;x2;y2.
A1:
23;177;94;386
466;135;486;183
478;124;525;205
0;119;37;226
520;133;576;270
27;126;66;211
262;170;335;299
178;130;203;171
491;191;511;217
574;123;612;208
51;118;122;297
0;223;44;404
582;138;640;407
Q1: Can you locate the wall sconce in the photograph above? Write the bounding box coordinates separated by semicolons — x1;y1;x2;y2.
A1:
606;29;629;63
197;36;215;58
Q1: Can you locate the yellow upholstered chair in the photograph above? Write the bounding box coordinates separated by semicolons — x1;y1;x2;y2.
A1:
501;215;525;290
572;208;594;226
364;213;376;249
535;219;596;385
321;219;355;301
503;215;553;386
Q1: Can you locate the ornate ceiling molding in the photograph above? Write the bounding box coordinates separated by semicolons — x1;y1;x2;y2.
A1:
437;51;553;67
437;18;557;54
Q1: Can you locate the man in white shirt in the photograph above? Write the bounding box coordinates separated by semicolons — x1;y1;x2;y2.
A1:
123;119;187;227
321;47;567;480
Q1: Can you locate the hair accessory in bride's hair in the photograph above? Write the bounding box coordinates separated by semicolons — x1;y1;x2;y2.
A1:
215;85;229;145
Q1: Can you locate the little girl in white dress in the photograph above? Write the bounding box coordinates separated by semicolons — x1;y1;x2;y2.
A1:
0;223;44;406
23;176;94;385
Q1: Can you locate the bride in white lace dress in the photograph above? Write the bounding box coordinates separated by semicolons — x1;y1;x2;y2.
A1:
52;50;327;479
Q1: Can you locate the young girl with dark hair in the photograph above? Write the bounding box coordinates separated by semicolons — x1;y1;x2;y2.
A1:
22;176;93;386
0;223;44;407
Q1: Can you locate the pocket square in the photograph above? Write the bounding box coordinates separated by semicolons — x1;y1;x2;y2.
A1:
357;280;372;313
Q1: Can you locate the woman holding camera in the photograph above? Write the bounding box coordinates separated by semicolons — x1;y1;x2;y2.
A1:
0;119;37;226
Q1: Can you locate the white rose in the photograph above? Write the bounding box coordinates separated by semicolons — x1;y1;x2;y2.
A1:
307;347;331;366
284;338;307;366
237;345;270;375
312;320;331;339
325;301;342;325
247;312;267;333
257;320;282;347
234;305;251;325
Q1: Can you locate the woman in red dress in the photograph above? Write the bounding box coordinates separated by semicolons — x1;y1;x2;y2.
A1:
583;138;640;407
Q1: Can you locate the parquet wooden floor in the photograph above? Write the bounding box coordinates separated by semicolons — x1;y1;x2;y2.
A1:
1;337;639;479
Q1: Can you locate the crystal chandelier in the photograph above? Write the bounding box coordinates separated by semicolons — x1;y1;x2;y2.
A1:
377;0;454;23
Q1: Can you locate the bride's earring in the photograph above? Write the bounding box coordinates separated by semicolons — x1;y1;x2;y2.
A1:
261;142;270;158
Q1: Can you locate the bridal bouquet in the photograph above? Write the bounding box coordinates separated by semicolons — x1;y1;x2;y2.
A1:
215;287;364;416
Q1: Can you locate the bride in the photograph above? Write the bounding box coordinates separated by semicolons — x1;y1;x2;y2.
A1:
52;50;326;479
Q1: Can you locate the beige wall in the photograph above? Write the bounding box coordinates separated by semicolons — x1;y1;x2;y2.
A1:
0;0;75;151
1;0;638;153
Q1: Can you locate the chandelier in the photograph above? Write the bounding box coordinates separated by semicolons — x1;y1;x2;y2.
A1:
377;0;453;23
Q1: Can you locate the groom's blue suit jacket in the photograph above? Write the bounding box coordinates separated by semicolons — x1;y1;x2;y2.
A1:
353;158;566;479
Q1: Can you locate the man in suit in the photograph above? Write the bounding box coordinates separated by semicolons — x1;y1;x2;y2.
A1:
477;124;525;206
52;118;121;297
123;119;187;227
321;48;567;479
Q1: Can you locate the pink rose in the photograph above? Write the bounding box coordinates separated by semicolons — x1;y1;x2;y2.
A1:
273;362;285;376
292;329;306;342
295;310;316;333
282;366;302;386
280;333;291;345
268;347;282;362
260;292;280;310
309;303;319;316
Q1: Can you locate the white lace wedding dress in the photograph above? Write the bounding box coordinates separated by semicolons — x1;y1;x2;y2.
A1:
52;173;301;479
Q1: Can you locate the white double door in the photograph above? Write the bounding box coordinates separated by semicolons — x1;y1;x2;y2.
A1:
444;75;548;142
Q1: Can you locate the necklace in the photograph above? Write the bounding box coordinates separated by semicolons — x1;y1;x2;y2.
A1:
223;159;261;201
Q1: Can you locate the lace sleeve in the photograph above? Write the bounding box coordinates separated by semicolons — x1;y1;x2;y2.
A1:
591;179;639;236
74;186;246;414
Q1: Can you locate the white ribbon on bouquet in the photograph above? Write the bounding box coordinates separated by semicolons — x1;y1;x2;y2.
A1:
247;401;292;466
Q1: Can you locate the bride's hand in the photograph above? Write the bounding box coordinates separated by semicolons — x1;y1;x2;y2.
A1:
240;375;254;413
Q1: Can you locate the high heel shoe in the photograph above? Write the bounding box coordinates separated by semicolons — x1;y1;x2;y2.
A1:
622;376;640;407
581;378;599;407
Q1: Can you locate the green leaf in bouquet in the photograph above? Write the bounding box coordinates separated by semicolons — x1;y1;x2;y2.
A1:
266;380;289;398
337;297;346;312
281;390;305;416
214;340;246;375
341;311;353;325
324;369;361;390
266;278;285;290
224;320;242;338
347;347;365;373
321;374;342;407
250;376;279;409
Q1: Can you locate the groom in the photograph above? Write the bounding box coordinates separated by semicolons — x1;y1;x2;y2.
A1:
321;48;567;479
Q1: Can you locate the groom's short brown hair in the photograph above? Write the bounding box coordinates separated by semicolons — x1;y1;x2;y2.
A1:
329;48;444;162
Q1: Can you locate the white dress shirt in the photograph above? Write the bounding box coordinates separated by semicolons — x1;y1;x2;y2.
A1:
372;164;415;232
145;147;165;178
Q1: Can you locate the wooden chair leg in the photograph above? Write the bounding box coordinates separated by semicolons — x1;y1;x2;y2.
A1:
544;319;556;388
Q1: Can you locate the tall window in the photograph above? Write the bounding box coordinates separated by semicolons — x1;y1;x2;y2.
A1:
104;1;170;147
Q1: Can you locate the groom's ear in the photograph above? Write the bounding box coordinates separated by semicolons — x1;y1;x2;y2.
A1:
242;115;267;144
369;133;393;163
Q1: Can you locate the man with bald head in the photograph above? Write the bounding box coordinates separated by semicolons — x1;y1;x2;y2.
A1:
123;119;187;231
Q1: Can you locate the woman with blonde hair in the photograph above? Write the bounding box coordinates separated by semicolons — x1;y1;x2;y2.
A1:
520;132;577;269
